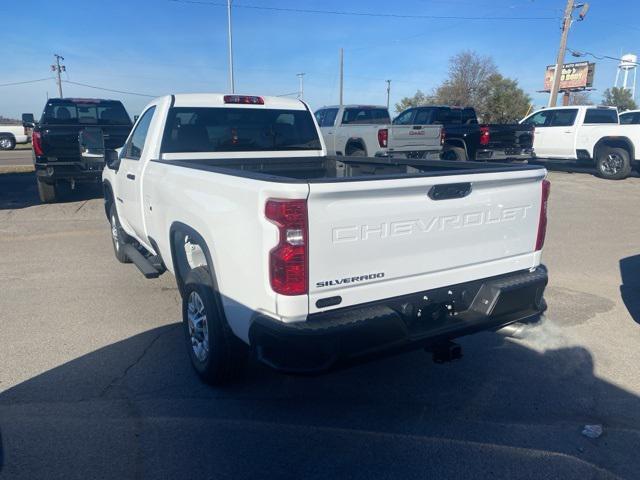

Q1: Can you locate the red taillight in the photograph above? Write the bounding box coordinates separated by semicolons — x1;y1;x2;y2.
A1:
265;199;308;296
440;128;446;145
535;179;551;251
377;128;388;148
480;126;490;146
32;131;44;156
223;95;264;105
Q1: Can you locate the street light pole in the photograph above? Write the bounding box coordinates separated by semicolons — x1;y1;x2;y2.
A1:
297;73;305;100
227;0;235;93
386;79;391;110
548;0;575;107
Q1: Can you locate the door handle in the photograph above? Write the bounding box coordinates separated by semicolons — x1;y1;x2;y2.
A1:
126;173;135;180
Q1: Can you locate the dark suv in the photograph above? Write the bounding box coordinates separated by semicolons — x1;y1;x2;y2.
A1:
24;98;133;202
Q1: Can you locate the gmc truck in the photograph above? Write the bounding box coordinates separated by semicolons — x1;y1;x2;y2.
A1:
314;105;443;159
521;105;640;180
393;106;534;162
98;93;549;385
24;98;133;202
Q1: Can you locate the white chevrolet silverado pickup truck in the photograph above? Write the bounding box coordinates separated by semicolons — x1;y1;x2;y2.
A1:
98;93;549;384
521;105;640;180
315;104;443;159
0;124;30;150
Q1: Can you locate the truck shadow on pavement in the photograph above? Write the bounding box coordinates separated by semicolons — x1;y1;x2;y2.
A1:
0;172;102;210
0;321;638;479
620;255;640;325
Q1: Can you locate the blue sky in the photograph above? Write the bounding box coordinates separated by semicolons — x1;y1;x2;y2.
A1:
2;0;639;119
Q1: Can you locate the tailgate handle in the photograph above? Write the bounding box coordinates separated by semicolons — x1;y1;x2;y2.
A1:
428;183;472;200
412;125;422;130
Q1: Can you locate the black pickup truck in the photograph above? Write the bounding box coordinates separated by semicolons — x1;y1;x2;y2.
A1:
393;106;534;162
23;98;133;202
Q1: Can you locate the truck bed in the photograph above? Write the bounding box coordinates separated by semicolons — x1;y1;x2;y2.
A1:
155;156;543;183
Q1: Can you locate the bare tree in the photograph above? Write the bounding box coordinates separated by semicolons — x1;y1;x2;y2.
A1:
569;91;593;105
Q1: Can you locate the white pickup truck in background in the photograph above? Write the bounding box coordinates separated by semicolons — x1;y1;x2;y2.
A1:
98;93;549;385
521;105;640;180
0;124;30;150
315;104;443;159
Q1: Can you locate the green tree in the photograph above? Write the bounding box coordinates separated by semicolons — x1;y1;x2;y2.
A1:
481;74;532;123
602;87;637;112
394;89;436;113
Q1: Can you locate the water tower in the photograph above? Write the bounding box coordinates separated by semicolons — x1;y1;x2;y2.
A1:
614;53;638;99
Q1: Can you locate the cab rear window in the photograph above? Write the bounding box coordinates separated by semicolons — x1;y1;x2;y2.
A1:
584;108;618;124
41;101;131;125
161;107;322;153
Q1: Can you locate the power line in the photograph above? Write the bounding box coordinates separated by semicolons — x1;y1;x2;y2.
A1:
568;48;640;66
62;80;158;97
169;0;556;20
0;78;52;87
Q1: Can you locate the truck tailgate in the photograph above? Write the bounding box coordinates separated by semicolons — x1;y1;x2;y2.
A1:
487;124;534;150
389;124;441;149
307;169;545;313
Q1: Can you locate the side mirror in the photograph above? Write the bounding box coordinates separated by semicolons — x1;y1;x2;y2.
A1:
133;115;140;123
105;149;120;170
22;113;35;128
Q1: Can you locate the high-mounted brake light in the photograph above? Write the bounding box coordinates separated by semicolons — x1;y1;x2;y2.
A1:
480;125;490;146
32;131;44;156
378;128;388;148
535;179;551;251
224;95;264;105
265;199;308;296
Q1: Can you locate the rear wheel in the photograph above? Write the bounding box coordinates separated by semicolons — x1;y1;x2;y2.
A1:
109;204;131;263
36;178;57;203
442;146;467;161
182;266;247;385
0;135;15;150
596;146;631;180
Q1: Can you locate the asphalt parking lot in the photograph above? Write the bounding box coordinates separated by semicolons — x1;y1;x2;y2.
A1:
1;167;639;479
0;150;32;168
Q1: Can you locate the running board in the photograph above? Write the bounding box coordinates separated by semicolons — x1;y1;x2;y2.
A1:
123;244;162;279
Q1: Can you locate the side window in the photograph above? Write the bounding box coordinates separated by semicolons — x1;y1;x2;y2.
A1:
322;108;338;127
550;109;578;127
125;106;156;160
619;112;640;125
584;108;618;124
413;108;433;125
393;109;415;125
523;110;552;127
461;108;478;125
315;109;326;126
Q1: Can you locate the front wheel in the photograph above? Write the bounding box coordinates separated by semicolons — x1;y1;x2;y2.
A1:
182;267;247;385
596;147;632;180
109;204;131;263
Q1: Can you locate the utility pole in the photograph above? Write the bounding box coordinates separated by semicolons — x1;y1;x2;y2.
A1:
548;0;575;107
386;79;391;109
51;54;65;98
339;48;344;106
227;0;235;93
297;73;305;100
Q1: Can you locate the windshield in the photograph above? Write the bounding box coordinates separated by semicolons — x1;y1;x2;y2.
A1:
161;107;322;153
41;101;131;125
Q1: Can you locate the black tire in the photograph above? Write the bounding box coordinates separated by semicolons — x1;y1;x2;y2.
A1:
0;134;16;150
36;178;57;203
182;266;247;385
442;146;467;161
109;204;131;263
346;145;366;157
596;146;632;180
